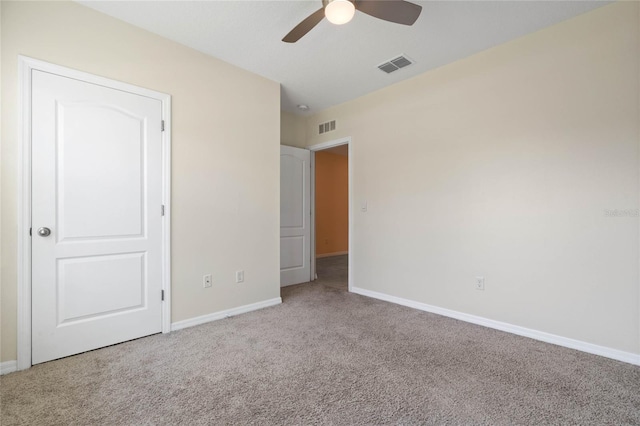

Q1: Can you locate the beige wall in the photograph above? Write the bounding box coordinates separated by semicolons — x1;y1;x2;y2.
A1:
315;151;349;256
303;2;640;355
1;1;281;362
280;111;307;148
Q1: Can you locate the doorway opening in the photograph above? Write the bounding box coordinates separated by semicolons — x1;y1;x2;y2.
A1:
310;137;352;292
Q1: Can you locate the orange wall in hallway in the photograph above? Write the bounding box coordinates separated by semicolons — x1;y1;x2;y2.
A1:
315;151;348;256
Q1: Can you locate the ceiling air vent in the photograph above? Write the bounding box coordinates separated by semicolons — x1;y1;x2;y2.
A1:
378;55;414;74
318;120;336;135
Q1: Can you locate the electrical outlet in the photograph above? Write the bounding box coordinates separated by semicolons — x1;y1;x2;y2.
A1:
475;276;485;291
235;270;244;283
203;274;212;288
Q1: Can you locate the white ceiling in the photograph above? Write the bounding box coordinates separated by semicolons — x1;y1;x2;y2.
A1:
79;1;609;115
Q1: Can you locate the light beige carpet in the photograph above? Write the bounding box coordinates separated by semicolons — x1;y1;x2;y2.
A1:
2;255;639;425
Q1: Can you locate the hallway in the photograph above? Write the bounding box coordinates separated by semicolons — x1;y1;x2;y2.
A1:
315;255;348;291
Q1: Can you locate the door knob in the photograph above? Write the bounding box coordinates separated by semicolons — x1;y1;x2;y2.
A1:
37;227;51;237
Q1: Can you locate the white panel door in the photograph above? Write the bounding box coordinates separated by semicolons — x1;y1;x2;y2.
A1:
280;145;311;287
31;70;164;364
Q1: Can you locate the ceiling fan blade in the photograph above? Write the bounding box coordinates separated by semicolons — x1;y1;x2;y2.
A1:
355;0;422;26
282;7;326;43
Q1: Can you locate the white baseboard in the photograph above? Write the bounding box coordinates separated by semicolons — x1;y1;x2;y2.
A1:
351;287;640;366
316;251;348;259
171;297;282;331
1;360;17;375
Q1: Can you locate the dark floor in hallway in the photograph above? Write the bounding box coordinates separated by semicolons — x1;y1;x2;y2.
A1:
315;254;348;291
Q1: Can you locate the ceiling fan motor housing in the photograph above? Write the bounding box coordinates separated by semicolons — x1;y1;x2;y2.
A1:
322;0;354;8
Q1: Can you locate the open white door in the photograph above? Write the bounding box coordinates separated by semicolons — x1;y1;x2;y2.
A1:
31;70;165;364
280;145;311;287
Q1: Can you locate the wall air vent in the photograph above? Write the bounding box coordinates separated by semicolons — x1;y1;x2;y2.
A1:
318;120;336;135
378;55;414;74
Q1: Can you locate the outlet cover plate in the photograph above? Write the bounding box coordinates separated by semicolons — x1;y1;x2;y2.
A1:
203;274;212;288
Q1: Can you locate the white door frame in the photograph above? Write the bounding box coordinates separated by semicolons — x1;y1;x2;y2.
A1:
16;56;172;370
308;137;353;291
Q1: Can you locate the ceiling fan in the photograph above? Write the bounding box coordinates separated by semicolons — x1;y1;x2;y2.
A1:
282;0;422;43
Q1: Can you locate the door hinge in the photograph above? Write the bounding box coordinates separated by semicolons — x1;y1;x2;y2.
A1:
161;120;165;132
161;290;165;301
161;205;165;216
29;227;32;237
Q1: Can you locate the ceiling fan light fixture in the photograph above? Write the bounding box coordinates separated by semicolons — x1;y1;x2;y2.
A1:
324;0;355;25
